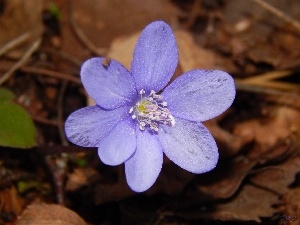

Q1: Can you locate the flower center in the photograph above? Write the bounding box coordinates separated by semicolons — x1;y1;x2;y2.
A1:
129;89;175;131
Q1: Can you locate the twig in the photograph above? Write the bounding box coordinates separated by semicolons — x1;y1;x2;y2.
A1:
42;47;82;67
0;61;81;84
235;70;300;93
240;70;292;83
57;81;69;146
0;38;41;85
33;116;59;126
235;80;294;95
45;154;68;205
20;66;81;84
184;0;202;28
250;0;300;32
0;32;31;57
235;80;300;109
37;146;89;155
69;4;106;56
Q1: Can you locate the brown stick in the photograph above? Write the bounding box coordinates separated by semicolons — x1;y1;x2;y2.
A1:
20;66;81;84
69;4;107;56
0;32;31;57
250;0;300;32
0;39;41;85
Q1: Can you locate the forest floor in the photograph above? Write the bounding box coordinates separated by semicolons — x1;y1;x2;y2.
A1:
0;0;299;224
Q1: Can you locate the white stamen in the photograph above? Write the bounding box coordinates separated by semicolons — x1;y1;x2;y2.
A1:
130;90;175;132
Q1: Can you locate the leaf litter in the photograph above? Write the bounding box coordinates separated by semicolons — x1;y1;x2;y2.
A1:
0;0;299;224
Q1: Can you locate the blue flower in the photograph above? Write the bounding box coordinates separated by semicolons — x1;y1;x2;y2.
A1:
65;21;235;192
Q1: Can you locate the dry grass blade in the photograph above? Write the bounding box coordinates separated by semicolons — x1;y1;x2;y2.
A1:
236;70;300;92
250;0;300;32
235;71;300;92
68;2;106;56
0;38;41;85
0;32;31;57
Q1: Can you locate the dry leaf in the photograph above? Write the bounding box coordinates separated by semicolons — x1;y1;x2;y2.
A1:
279;187;300;225
204;119;248;157
212;185;279;222
66;167;98;192
93;159;195;205
154;160;195;195
0;0;43;56
250;154;300;195
16;203;87;225
71;0;177;48
175;30;236;73
196;157;257;199
233;106;300;159
94;183;133;205
0;186;23;215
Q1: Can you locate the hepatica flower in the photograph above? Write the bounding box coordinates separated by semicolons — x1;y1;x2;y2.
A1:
65;21;235;192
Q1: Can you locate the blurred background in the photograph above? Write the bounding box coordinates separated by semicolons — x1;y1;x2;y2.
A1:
0;0;299;224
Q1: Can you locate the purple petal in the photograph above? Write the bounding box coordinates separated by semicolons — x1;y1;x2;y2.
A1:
98;118;136;166
65;106;129;147
158;117;218;173
131;21;178;93
81;57;137;109
125;129;163;192
162;70;235;122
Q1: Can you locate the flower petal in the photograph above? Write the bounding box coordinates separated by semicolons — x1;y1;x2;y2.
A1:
131;21;178;93
125;129;163;192
158;117;218;174
81;57;137;109
162;70;235;122
98;118;136;166
65;106;129;147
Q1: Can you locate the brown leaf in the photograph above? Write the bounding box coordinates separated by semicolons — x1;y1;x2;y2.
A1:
66;167;98;192
233;106;300;160
0;0;43;56
279;187;300;225
94;182;134;205
175;30;237;74
155;160;195;195
58;0;178;63
204;119;249;157
212;185;280;222
0;186;23;215
94;161;194;204
16;203;87;225
196;157;258;199
250;155;300;195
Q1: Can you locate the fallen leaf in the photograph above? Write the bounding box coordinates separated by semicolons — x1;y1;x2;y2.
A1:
0;0;43;56
0;186;23;216
66;167;98;191
233;106;300;159
196;157;258;199
16;203;87;225
175;30;236;73
250;154;300;195
279;187;300;225
212;185;279;222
